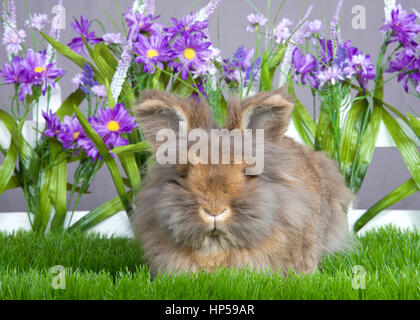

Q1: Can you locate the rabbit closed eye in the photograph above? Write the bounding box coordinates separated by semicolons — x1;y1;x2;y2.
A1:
131;89;354;276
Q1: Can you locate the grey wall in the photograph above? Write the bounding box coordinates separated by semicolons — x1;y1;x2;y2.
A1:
0;0;419;212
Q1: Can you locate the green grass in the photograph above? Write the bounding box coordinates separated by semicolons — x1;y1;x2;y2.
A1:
0;226;418;299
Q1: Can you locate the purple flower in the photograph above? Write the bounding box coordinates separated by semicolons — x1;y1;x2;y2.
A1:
91;85;107;98
223;46;261;87
68;16;103;54
169;32;212;80
350;53;376;90
58;115;86;150
91;103;137;148
387;51;419;92
102;32;123;45
165;13;208;39
25;13;48;31
293;48;316;75
78;136;99;161
0;56;24;84
2;28;26;56
0;49;65;100
133;34;173;74
380;5;420;47
273;18;293;44
73;62;98;94
42;110;61;138
292;47;319;88
317;65;345;86
223;46;252;83
306;20;322;36
20;49;65;95
319;39;334;66
124;10;161;37
246;13;267;32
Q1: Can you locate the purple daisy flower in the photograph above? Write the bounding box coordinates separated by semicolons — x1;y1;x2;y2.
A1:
20;49;65;95
0;50;65;101
387;51;419;92
58;115;86;150
42;110;61;138
0;55;24;84
169;32;212;80
165;13;208;39
246;13;267;32
123;9;161;37
91;103;137;148
77;136;99;161
380;5;420;47
68;16;103;54
133;34;173;74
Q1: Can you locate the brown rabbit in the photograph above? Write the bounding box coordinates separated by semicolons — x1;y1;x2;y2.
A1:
131;89;354;276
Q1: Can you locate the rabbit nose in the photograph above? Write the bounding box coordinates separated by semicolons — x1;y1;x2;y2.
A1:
201;207;231;219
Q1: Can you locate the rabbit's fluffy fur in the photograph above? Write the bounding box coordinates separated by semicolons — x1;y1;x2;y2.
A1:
131;89;354;276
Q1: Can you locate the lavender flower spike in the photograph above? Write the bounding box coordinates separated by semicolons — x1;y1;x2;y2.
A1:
2;0;17;60
109;0;148;102
330;0;344;48
46;0;65;64
278;5;313;87
2;0;16;34
195;0;223;22
134;0;155;15
384;0;396;21
110;25;138;102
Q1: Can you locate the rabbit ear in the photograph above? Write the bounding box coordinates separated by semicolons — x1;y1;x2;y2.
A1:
235;89;294;141
133;90;209;150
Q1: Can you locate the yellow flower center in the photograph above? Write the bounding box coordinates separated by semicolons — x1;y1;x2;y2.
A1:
183;48;196;60
73;132;80;139
138;23;142;29
146;49;159;59
107;120;120;132
34;66;46;74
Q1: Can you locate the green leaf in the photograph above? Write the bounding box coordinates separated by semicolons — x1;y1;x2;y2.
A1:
118;153;141;195
407;113;420;138
33;168;53;233
40;32;95;71
0;140;17;197
72;106;133;215
382;108;420;190
110;142;150;155
260;52;272;91
288;84;315;147
353;178;418;232
0;110;40;182
5;176;20;190
68;193;131;232
340;95;367;188
49;140;68;231
105;78;116;109
350;78;383;193
315;106;336;157
56;88;86;120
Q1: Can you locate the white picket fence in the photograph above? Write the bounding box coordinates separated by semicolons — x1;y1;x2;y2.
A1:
0;86;419;237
